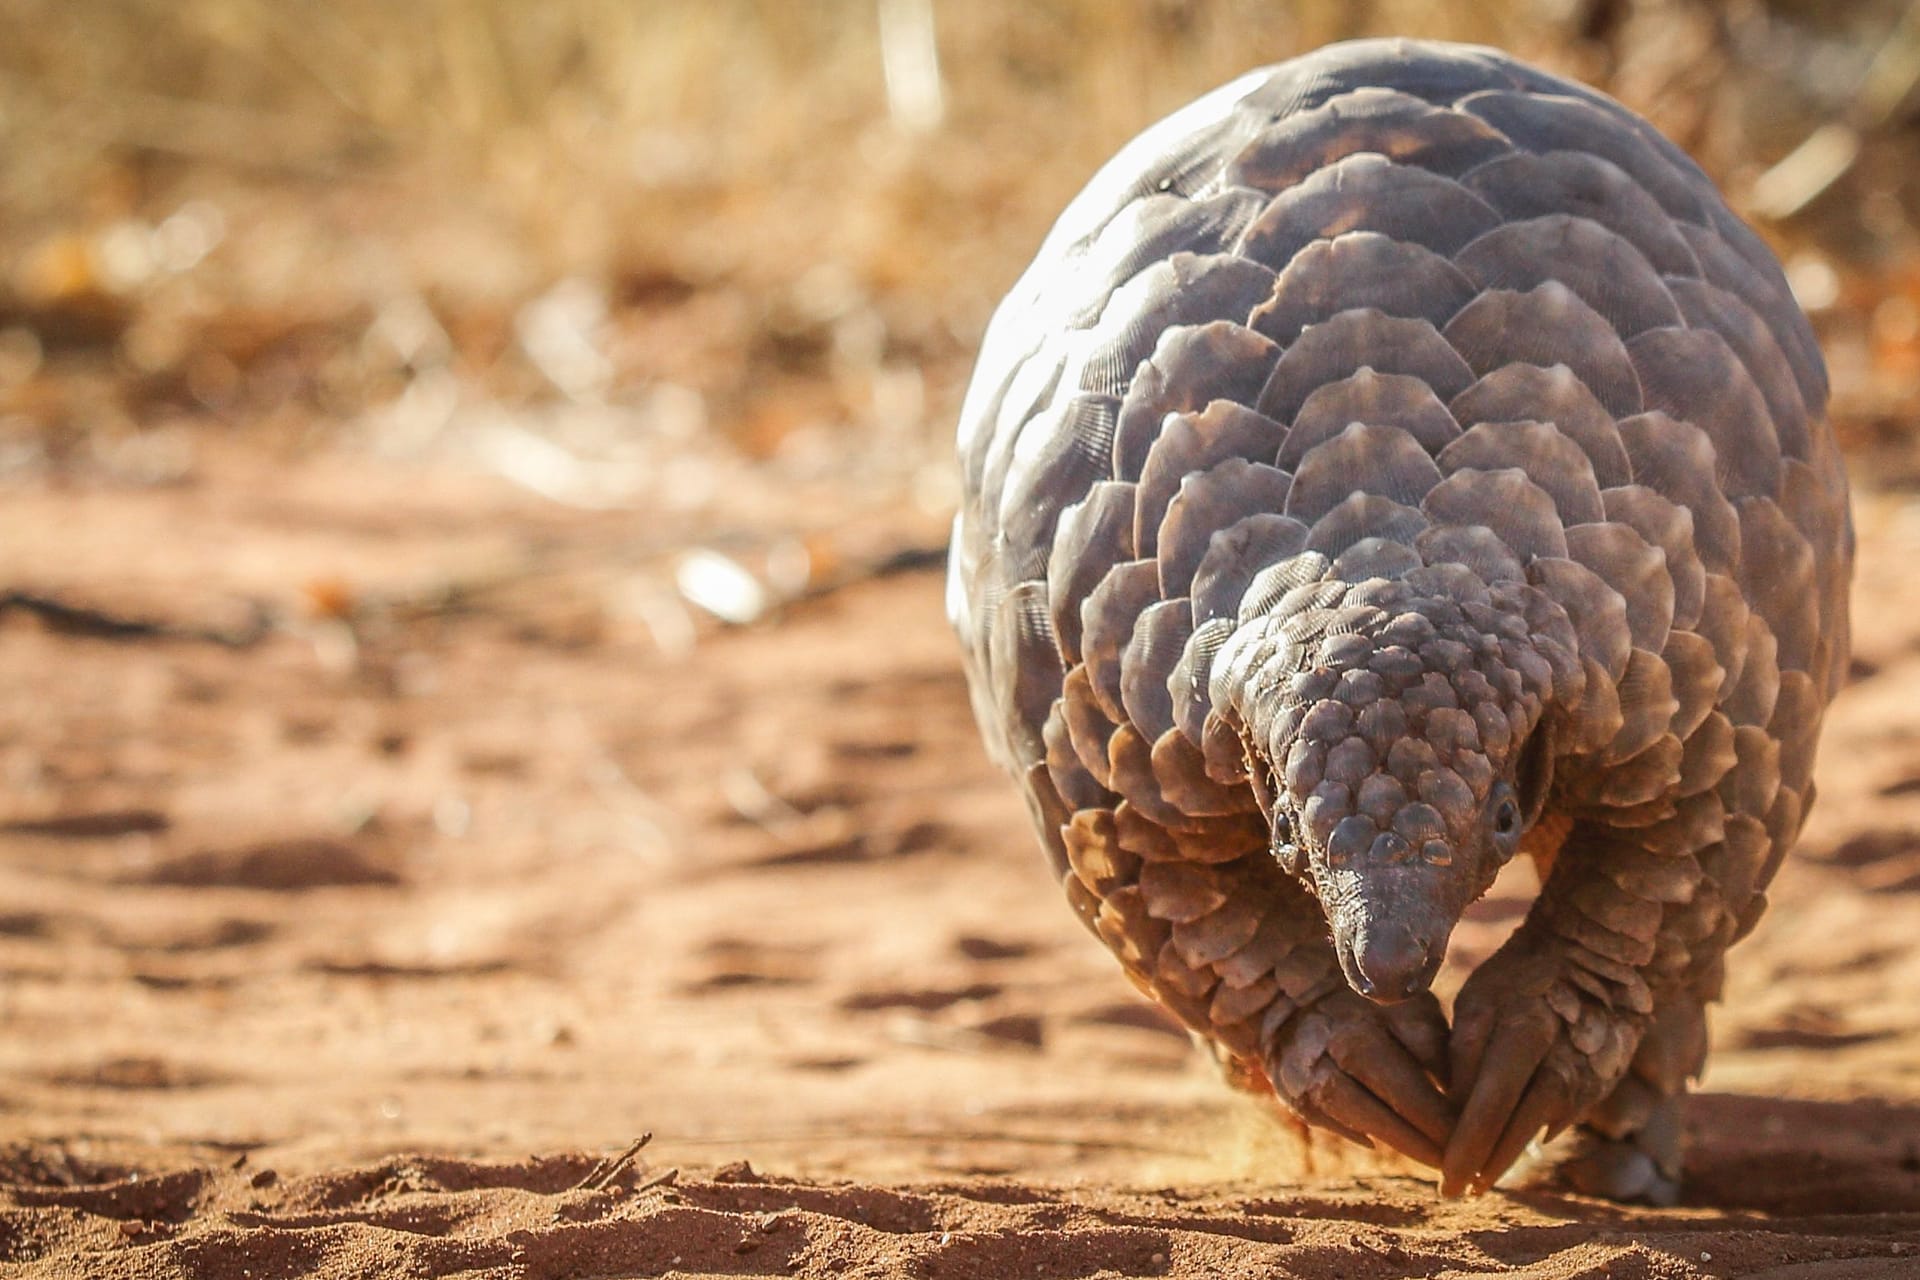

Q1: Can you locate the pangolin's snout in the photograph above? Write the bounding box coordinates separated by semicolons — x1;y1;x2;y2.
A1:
1342;921;1445;1005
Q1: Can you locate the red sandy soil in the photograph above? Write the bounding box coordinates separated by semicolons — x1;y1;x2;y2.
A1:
3;435;1920;1278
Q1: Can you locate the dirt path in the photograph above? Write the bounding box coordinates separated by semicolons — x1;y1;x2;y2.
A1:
2;439;1919;1277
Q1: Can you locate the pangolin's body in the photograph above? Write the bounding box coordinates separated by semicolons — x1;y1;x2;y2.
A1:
949;39;1851;1201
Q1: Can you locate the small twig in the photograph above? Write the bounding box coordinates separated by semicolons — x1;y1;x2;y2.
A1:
635;1167;679;1193
0;590;270;648
767;541;945;617
571;1133;651;1192
1750;124;1862;221
877;0;945;134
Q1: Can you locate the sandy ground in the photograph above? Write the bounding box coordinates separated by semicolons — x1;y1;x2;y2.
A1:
3;436;1920;1278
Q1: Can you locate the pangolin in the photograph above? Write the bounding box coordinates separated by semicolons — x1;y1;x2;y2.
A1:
949;38;1852;1202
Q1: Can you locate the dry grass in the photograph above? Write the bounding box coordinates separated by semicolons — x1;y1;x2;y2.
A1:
0;1;1711;278
0;0;1912;469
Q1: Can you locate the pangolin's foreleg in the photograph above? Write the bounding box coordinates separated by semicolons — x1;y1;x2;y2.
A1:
1515;987;1707;1205
1251;879;1457;1170
1067;803;1456;1168
1438;820;1712;1197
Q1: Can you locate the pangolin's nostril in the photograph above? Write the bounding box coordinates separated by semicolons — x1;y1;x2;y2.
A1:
1352;925;1437;1005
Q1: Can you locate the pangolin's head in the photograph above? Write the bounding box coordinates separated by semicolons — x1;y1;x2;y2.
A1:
1230;572;1567;1004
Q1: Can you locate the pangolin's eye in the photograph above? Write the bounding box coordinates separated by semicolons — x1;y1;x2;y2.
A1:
1269;805;1304;873
1488;783;1524;860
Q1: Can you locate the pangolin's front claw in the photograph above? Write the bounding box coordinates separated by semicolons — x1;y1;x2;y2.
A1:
1308;1071;1445;1168
1271;990;1454;1170
1442;1001;1561;1195
1442;939;1632;1196
1327;1014;1455;1151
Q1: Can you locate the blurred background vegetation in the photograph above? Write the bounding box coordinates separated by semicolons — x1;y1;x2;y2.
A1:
4;0;1920;518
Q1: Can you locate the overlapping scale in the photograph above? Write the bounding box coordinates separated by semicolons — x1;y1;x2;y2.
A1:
1282;368;1463;469
1442;282;1643;416
1677;223;1827;413
1048;481;1137;664
1415;525;1526;584
1237;152;1502;268
1675;711;1738;797
1157;460;1294;598
1152;728;1259;817
1450;362;1629;486
1114;322;1280;481
1286;423;1444;523
1605;649;1681;764
1734;498;1819;676
1614;413;1743;574
1306;494;1430;557
1769;671;1823;796
1667;277;1809;460
1068;253;1276;398
1256;310;1475;423
1422;468;1569;561
1121;599;1194;740
998;394;1120;582
1135;401;1288;557
1080;559;1162;723
1043;700;1114;814
1171;615;1238;745
1225;88;1512;192
1454;215;1682;337
1661;630;1726;741
1190;514;1311;627
1456;90;1709;223
987;582;1061;768
1437;420;1603;525
1564;522;1675;654
1526;557;1633;682
1601;486;1705;630
1251;232;1478;345
1067;190;1270;328
1628;328;1782;501
1061;664;1120;789
1460;149;1699;276
1692;574;1752;700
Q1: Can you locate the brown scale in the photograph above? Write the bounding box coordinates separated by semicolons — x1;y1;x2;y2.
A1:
950;38;1850;1205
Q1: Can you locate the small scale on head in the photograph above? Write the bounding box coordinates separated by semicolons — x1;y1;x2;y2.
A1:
1233;574;1564;1003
